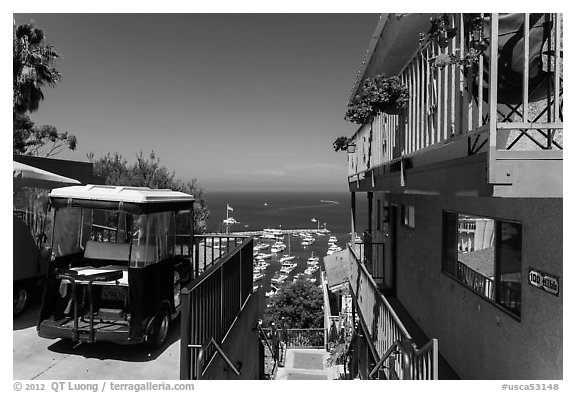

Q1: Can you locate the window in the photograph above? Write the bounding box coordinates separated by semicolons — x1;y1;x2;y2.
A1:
382;201;389;224
401;205;415;228
377;200;382;231
443;212;522;317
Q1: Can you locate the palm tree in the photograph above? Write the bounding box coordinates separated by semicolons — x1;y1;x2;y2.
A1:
13;22;61;115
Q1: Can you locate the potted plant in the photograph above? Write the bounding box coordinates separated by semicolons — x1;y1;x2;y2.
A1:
345;74;410;125
333;136;353;152
369;74;410;115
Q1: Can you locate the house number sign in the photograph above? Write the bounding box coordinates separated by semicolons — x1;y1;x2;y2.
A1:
528;268;559;296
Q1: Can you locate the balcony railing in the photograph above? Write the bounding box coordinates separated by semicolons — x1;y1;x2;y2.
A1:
180;236;253;380
455;260;521;316
352;231;385;282
348;13;562;182
348;245;438;380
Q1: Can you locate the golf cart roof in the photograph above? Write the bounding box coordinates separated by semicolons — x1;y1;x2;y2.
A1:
49;184;195;214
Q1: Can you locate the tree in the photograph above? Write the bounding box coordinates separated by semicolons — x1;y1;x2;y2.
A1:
263;278;324;328
13;22;76;156
90;151;209;233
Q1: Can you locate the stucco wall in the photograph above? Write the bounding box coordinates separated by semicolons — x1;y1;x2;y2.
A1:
374;193;562;379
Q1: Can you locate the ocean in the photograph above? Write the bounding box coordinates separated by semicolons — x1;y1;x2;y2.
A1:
202;191;369;314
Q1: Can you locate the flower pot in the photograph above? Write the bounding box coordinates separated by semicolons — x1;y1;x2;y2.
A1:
381;103;407;115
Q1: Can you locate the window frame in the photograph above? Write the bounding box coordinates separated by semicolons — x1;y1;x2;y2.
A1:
401;204;415;229
442;210;522;320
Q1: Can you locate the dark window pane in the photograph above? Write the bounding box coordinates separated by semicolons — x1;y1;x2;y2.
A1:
442;211;458;276
497;222;522;316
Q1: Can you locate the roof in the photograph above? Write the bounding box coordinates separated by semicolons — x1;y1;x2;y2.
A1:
49;184;194;214
458;247;495;278
323;249;351;291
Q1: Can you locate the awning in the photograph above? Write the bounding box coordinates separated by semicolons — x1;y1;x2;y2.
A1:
323;248;352;292
13;161;81;191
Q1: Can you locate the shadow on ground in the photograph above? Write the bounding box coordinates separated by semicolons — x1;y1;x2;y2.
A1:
45;316;181;362
13;297;42;331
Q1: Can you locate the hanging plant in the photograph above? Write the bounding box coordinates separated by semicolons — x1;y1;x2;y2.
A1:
420;13;489;70
369;74;410;115
333;136;352;152
345;74;410;124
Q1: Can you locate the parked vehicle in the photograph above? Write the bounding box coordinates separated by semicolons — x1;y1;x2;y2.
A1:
13;161;81;316
37;185;195;348
13;211;50;315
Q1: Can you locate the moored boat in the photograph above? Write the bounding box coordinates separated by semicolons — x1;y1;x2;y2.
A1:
280;261;297;274
271;272;288;284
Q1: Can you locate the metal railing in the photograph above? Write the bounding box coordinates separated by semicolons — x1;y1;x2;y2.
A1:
91;223;118;243
455;261;521;316
193;337;241;380
261;328;326;349
369;338;438;380
175;234;247;278
348;245;438;380
352;231;385;281
285;329;326;348
180;236;253;380
456;260;495;299
348;13;563;180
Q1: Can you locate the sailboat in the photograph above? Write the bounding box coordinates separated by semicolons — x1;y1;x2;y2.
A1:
222;204;239;233
279;232;296;263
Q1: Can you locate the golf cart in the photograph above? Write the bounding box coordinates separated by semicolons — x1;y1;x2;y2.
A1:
37;184;194;347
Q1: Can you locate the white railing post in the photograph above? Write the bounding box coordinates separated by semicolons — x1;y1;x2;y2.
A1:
487;13;499;183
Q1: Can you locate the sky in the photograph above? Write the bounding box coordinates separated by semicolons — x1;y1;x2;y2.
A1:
13;13;380;192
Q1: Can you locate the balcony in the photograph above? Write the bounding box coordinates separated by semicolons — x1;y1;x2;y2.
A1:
354;230;385;285
347;13;562;198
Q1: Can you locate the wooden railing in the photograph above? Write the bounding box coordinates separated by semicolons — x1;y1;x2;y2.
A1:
348;245;438;380
348;13;563;180
179;236;253;380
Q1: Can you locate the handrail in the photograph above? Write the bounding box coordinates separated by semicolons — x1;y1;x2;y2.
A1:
256;323;278;377
194;337;241;379
348;245;411;339
257;323;275;357
347;244;438;379
368;338;438;380
179;236;253;380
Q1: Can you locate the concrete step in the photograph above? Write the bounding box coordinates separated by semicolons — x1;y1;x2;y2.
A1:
274;348;342;380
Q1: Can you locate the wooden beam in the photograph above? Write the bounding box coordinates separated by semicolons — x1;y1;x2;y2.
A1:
487;13;499;184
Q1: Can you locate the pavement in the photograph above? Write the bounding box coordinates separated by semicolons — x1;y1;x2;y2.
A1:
274;349;342;380
13;301;181;380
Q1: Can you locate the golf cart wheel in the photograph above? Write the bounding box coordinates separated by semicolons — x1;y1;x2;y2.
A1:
13;286;29;316
147;309;170;349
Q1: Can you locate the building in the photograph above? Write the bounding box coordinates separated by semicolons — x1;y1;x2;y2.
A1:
330;13;562;380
